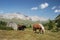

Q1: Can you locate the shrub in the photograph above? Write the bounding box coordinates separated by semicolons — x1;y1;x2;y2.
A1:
0;21;7;25
47;20;56;30
0;21;13;30
55;14;60;31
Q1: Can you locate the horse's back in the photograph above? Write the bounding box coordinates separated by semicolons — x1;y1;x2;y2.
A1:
39;24;44;30
33;24;41;29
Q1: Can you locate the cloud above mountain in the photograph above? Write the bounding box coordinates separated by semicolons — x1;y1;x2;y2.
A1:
31;7;38;10
52;6;56;10
39;3;49;9
54;9;60;13
31;2;49;10
51;6;60;13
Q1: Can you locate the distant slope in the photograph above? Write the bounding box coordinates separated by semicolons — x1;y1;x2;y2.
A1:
0;12;48;22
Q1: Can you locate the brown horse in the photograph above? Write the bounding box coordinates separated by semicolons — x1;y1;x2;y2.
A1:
18;24;26;30
33;23;45;34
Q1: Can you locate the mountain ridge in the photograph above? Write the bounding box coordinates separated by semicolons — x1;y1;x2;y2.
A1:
0;12;48;22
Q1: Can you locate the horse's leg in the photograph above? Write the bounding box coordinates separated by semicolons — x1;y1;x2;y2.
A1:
42;29;45;34
33;28;36;33
41;30;43;34
40;29;45;34
22;27;24;31
39;29;40;33
39;28;42;34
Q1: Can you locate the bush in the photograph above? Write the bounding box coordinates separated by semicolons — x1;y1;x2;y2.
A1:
0;21;13;30
0;21;7;25
0;25;13;30
56;20;60;31
55;14;60;31
47;20;56;30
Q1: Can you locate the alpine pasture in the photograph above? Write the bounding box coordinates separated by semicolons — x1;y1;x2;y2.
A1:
0;14;60;40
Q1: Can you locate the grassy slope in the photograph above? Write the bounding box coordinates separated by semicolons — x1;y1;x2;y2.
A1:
0;28;60;40
0;18;60;40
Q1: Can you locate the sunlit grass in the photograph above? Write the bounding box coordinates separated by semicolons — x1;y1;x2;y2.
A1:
0;28;60;40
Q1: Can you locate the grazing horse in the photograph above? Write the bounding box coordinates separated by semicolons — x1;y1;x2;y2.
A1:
18;24;26;30
33;23;45;34
7;22;18;30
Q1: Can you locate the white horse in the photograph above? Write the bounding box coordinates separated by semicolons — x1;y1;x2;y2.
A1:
7;22;18;30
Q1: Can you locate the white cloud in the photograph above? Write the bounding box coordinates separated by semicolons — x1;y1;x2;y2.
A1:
39;2;49;9
52;6;56;10
54;9;60;13
31;7;38;10
31;2;49;10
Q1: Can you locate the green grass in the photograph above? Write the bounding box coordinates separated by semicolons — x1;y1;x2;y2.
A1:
0;28;60;40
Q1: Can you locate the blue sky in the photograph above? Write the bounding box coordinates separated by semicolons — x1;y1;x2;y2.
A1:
0;0;60;20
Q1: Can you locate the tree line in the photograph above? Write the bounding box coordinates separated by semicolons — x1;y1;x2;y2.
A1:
44;14;60;32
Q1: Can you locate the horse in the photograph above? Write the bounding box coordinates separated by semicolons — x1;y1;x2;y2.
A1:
7;22;18;30
33;23;45;34
18;24;26;30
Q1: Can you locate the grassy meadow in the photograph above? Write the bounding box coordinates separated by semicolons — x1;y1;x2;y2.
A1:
0;14;60;40
0;28;60;40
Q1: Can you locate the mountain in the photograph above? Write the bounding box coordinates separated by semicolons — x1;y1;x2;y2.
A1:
0;12;48;22
30;16;48;21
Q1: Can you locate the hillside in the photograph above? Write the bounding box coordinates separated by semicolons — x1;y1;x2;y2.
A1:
0;28;60;40
0;12;48;22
